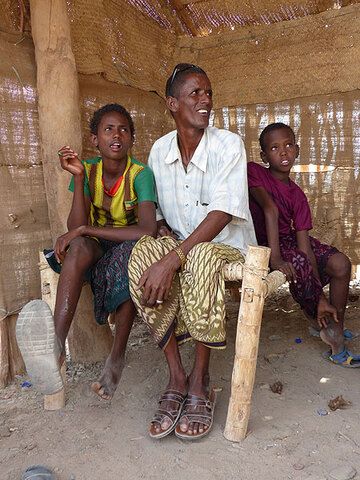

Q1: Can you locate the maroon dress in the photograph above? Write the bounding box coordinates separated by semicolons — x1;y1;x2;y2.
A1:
247;161;338;319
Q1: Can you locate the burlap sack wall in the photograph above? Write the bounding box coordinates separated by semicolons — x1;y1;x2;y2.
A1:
212;90;360;262
0;34;173;321
176;5;360;107
1;0;360;321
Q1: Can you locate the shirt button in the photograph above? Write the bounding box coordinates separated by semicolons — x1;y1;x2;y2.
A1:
185;185;189;188
185;203;189;207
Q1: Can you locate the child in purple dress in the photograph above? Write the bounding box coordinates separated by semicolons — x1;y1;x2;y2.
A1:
248;122;360;367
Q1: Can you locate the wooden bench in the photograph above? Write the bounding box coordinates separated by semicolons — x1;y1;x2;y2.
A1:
38;245;285;442
37;207;341;441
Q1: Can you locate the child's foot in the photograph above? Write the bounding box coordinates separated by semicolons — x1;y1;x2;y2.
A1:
16;300;64;394
91;355;125;400
319;324;344;355
309;326;358;341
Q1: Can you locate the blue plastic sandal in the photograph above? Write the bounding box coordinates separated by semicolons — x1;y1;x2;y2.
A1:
323;348;360;368
21;465;55;479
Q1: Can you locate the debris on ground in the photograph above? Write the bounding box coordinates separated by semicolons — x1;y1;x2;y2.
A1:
328;395;351;411
270;381;283;394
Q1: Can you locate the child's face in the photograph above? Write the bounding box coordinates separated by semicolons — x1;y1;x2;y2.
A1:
260;128;299;175
91;111;133;161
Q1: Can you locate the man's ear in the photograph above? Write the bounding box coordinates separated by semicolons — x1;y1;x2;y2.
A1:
90;133;98;148
166;96;179;114
295;144;300;158
260;150;268;164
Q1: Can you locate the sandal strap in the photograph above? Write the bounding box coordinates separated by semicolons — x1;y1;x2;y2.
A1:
158;390;186;406
151;389;186;426
180;393;214;428
330;348;360;365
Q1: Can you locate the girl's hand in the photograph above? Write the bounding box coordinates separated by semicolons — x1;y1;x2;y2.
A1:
317;296;338;329
54;226;85;263
58;145;84;176
270;257;297;283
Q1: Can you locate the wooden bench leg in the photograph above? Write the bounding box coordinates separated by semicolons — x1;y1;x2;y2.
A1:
224;245;270;442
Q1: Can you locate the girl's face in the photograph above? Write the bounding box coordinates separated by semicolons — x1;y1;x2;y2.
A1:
91;111;133;162
260;128;299;179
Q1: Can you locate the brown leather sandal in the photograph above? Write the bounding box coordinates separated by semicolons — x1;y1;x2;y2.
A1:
174;389;216;440
149;389;187;439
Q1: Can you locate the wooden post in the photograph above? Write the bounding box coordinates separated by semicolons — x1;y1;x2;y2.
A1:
39;252;65;410
29;0;82;240
0;320;10;388
30;0;113;362
224;245;271;442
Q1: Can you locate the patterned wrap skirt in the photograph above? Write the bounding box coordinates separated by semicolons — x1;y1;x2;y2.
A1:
278;234;338;319
128;235;244;350
90;239;137;325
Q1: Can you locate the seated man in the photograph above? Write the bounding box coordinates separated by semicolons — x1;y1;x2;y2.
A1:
128;64;256;440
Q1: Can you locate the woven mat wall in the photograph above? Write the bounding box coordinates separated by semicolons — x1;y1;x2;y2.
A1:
1;0;360;316
0;33;173;319
212;90;360;261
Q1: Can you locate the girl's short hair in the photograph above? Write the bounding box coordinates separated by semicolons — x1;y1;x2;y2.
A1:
259;123;295;151
90;104;135;139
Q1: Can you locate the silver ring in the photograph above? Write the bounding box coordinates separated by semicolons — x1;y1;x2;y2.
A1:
156;299;163;304
58;151;63;157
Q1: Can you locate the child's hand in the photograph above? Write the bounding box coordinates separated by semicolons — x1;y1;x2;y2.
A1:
58;146;84;176
157;225;178;239
317;296;338;329
54;226;85;263
270;258;297;283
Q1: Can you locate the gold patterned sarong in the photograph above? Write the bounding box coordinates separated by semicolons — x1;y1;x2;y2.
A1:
128;236;243;350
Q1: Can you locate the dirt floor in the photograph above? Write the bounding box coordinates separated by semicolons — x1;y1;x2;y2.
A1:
1;287;360;480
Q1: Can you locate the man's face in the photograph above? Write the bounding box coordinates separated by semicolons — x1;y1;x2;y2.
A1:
171;73;213;130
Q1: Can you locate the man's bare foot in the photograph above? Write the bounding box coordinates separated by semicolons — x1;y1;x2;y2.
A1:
91;355;125;400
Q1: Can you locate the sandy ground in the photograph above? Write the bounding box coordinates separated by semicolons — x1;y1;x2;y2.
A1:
1;288;360;480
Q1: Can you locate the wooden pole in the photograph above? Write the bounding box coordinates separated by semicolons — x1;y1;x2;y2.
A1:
0;320;10;388
30;0;113;363
29;0;82;240
224;245;271;442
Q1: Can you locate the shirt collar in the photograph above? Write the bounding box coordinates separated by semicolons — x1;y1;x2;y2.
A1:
164;128;208;173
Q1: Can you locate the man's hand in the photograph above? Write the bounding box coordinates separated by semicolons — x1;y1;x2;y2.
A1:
137;252;180;306
157;225;178;239
270;257;297;283
317;295;338;329
58;145;84;176
54;226;85;263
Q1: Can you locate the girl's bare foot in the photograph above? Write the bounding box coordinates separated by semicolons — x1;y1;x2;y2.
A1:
91;355;125;400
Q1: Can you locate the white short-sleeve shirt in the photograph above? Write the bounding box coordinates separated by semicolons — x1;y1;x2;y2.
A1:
148;126;257;254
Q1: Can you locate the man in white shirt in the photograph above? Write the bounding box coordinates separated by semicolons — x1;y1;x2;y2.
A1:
129;63;256;440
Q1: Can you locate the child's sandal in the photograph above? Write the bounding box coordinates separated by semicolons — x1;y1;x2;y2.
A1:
322;348;360;368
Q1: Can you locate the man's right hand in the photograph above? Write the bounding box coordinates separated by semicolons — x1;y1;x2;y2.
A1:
136;251;181;307
58;146;84;176
270;257;297;283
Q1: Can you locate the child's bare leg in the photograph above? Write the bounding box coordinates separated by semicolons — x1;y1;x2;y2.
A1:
92;299;135;400
54;237;102;360
320;252;351;354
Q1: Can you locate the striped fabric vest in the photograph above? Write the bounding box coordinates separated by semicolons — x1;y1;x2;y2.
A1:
84;157;144;228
